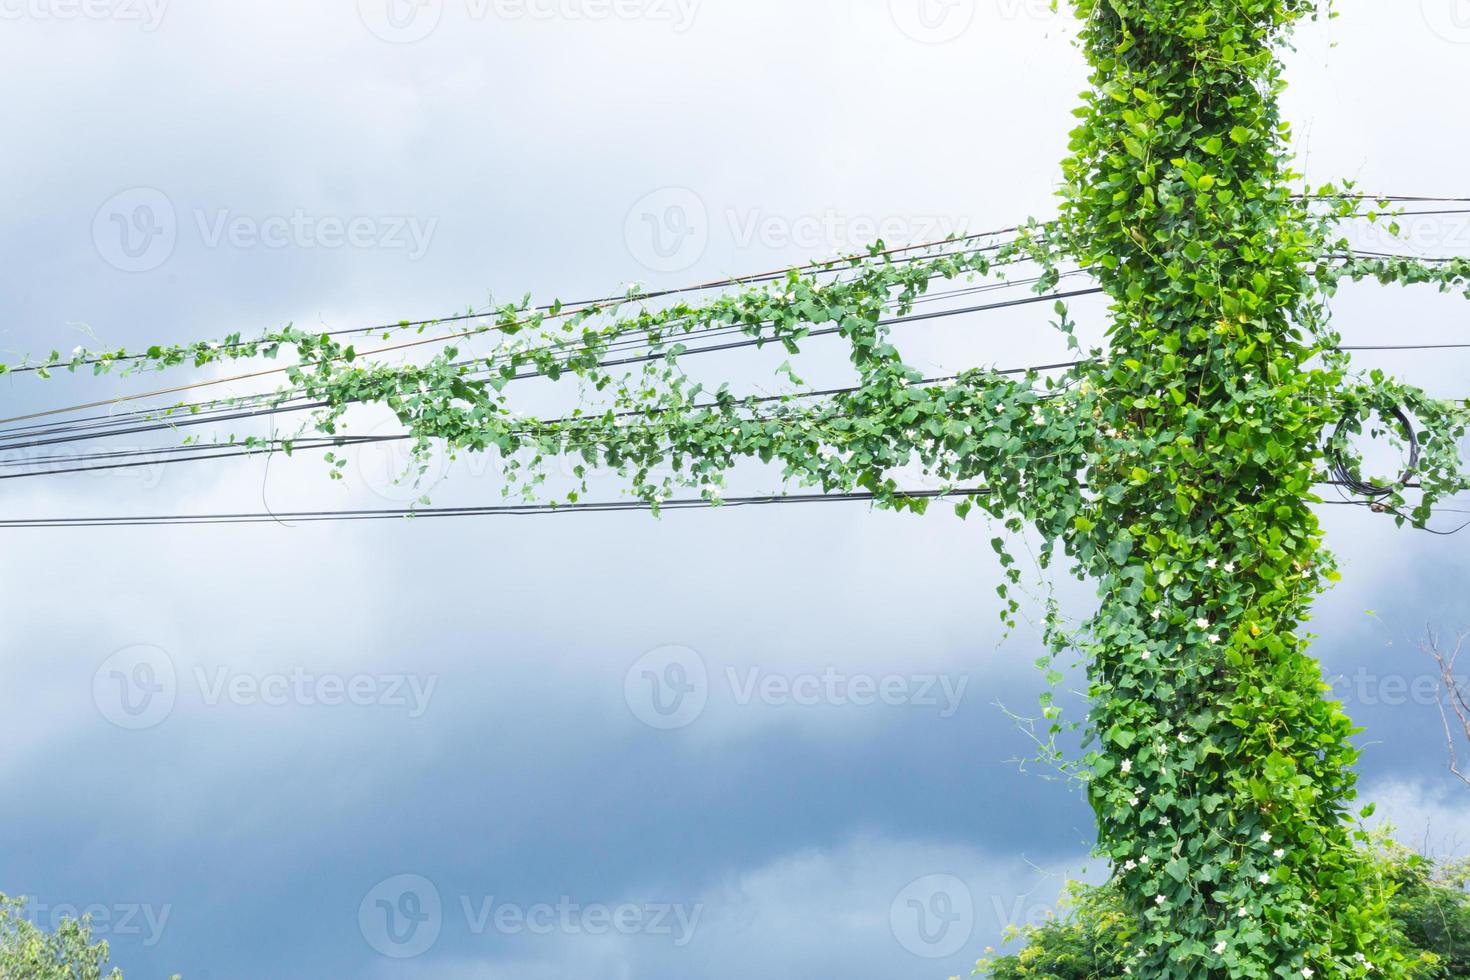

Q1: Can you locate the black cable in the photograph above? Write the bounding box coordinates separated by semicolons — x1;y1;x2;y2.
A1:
1328;404;1420;498
6;479;1464;531
0;486;1001;529
1318;498;1470;537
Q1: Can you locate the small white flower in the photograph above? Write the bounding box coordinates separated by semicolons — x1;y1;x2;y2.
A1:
1214;941;1227;955
1209;633;1222;645
71;345;85;356
1274;848;1285;860
1206;559;1218;570
1237;908;1248;918
1155;895;1165;905
1259;873;1271;884
1121;759;1133;773
1124;859;1137;871
1151;609;1163;621
1129;797;1140;807
1224;562;1237;573
1260;832;1272;843
1302;969;1314;979
1196;618;1210;629
1139;855;1150;865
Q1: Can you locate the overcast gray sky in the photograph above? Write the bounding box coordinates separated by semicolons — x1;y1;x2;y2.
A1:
2;3;1469;979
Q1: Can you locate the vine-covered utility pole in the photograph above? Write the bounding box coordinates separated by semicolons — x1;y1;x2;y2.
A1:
1054;2;1417;975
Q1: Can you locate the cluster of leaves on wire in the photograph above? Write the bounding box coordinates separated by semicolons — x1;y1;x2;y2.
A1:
8;234;1098;513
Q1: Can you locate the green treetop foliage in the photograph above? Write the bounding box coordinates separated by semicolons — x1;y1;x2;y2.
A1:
0;894;179;980
6;1;1470;977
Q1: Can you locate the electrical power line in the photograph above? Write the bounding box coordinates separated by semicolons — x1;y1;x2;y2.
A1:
0;487;1000;529
5;481;1465;531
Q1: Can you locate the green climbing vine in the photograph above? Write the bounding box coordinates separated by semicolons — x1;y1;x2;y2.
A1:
6;2;1470;977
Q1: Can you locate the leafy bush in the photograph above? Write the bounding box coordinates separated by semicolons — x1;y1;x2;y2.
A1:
0;893;121;980
978;842;1469;979
0;894;179;980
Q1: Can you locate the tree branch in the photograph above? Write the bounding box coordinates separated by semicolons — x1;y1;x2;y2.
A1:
1422;627;1470;787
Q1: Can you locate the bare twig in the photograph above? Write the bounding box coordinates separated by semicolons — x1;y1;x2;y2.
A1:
1422;627;1470;787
